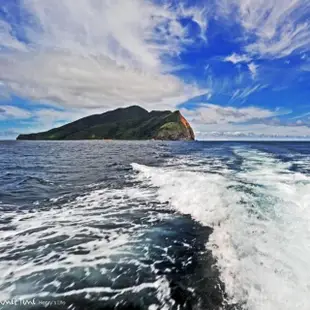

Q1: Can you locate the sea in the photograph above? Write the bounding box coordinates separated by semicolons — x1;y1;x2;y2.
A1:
0;140;310;310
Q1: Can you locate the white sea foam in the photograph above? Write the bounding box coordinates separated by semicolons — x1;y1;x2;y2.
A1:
132;147;310;310
0;186;172;303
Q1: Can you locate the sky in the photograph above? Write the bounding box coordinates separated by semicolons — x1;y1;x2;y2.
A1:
1;0;310;140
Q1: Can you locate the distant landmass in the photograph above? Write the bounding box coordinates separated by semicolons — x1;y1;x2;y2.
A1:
17;105;195;141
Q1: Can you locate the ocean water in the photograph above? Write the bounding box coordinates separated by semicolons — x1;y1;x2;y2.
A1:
0;140;310;310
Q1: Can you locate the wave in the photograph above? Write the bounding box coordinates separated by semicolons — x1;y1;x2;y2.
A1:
132;147;310;310
0;187;170;299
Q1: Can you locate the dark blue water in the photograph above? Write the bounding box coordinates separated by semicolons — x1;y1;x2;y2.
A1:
1;141;310;310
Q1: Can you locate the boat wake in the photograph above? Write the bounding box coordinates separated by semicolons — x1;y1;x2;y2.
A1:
132;147;310;310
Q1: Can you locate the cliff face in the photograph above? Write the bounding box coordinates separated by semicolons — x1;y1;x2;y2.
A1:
154;111;195;141
17;106;195;141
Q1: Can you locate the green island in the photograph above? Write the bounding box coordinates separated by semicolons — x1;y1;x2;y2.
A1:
16;105;195;141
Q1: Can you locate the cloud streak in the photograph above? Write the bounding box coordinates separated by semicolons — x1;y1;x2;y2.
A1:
182;104;282;125
224;53;251;64
218;0;310;59
195;123;310;139
0;105;31;120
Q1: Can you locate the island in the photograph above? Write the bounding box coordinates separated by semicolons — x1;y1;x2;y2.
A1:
17;105;195;141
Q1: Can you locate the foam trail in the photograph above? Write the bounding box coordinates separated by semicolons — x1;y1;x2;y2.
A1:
132;148;310;310
0;186;172;304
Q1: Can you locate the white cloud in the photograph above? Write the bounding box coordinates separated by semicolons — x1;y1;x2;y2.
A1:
223;56;259;80
0;52;193;110
248;63;258;78
32;108;89;130
0;105;31;120
0;0;208;111
0;104;93;132
224;53;251;64
182;104;280;125
217;0;310;59
0;106;98;138
181;103;307;139
194;123;310;139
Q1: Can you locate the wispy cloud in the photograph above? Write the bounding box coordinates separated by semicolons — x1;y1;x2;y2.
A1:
224;53;251;64
290;111;310;120
181;103;304;139
195;123;310;139
0;0;208;110
204;67;265;101
0;105;31;120
223;54;259;79
0;106;94;138
231;84;266;101
217;0;310;59
248;63;258;79
182;104;282;124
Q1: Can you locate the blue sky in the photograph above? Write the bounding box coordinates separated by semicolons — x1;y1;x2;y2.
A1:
1;0;310;139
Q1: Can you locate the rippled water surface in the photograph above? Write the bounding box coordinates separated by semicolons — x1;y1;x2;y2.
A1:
1;140;310;310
